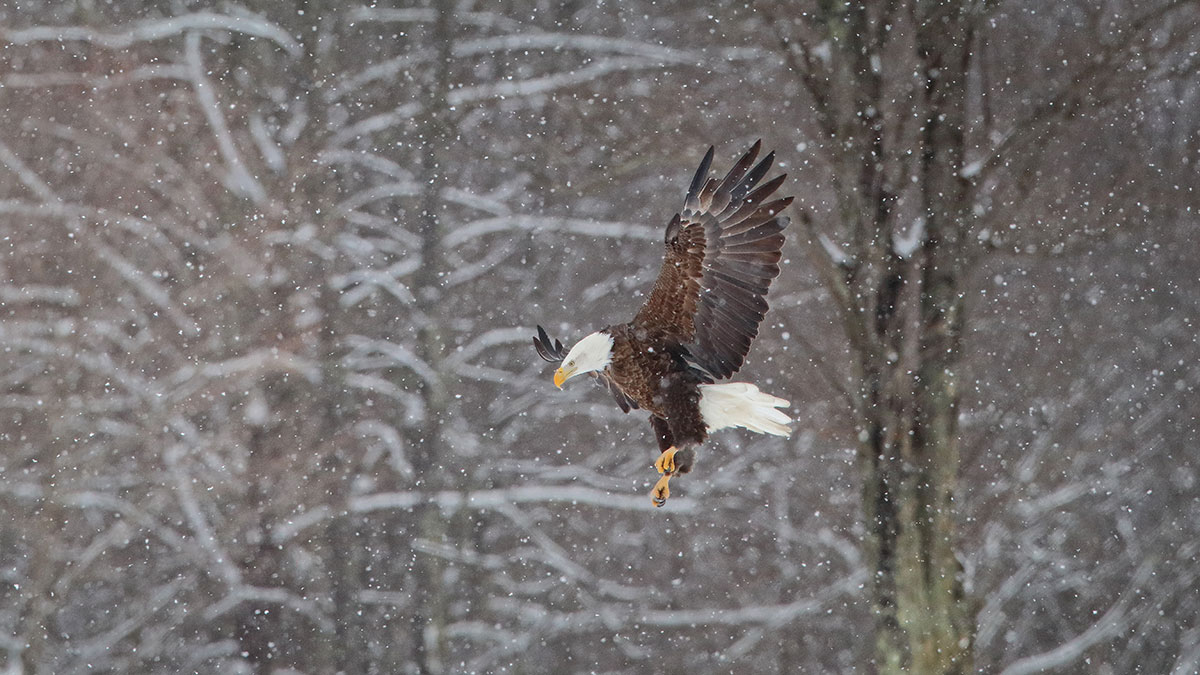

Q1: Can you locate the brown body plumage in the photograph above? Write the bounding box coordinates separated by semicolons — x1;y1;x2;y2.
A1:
535;141;793;505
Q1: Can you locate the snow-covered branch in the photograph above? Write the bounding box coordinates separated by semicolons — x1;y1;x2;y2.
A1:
93;240;201;337
4;11;303;56
166;349;322;404
270;486;698;544
344;7;523;31
448;57;659;104
344;374;427;424
185;32;268;204
443;215;657;248
353;484;695;515
0;140;58;202
446;327;533;366
166;445;244;588
3;64;190;89
343;336;438;385
998;561;1155;675
203;584;335;633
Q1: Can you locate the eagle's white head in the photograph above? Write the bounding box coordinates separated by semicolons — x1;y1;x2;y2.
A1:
553;330;614;388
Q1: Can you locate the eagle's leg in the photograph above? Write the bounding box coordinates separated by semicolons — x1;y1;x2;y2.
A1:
651;415;689;474
654;446;678;474
649;404;701;506
651;445;696;507
651;473;672;507
650;415;674;452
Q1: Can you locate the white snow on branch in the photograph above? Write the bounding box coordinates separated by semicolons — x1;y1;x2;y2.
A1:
451;363;522;384
336;180;419;213
448;57;658;104
165;445;244;589
329;102;422;147
344;7;437;23
443;216;658;248
335;232;407;259
0;198;182;256
344;374;427;425
448;328;532;365
638;592;838;628
493;503;597;588
354;420;415;478
331;53;722;141
444;187;510;216
3;63;190;89
817;233;851;267
3;11;302;57
343;336;438;385
331;258;421;307
249;112;285;173
93;240;201;337
0;285;80;307
269;505;336;544
998;562;1155;675
352;485;698;515
61;491;189;551
336;181;507;222
479;569;861;643
335;52;427;97
336;29;760;96
1172;628;1200;675
892;216;926;258
445;240;518;288
811;40;833;64
202;584;334;633
278;98;308;145
453;33;695;63
167;349;322;402
444;327;531;382
185;32;267;205
0;139;58;202
960;158;984;178
345;7;522;32
72;576;189;663
405;539;507;571
319;149;411;179
270;486;698;544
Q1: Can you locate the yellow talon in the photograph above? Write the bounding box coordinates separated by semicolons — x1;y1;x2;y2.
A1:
651;473;671;507
654;446;679;475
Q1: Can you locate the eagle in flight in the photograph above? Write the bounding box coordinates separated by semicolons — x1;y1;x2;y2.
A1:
534;141;793;506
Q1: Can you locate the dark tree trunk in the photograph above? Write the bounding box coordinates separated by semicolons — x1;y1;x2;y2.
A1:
785;2;978;671
863;8;976;673
407;2;455;672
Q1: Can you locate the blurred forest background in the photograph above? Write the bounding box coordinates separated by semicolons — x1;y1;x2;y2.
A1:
1;1;1198;673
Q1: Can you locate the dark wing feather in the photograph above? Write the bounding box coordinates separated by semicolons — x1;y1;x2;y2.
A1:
533;326;638;412
632;141;793;379
533;325;567;362
603;375;639;412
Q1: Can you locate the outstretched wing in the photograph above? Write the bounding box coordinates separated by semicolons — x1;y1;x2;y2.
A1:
632;141;792;379
533;326;639;413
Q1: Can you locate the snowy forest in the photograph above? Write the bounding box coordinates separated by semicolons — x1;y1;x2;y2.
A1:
1;1;1198;673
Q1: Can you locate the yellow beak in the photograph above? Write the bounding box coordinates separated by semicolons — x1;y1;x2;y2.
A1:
553;367;569;389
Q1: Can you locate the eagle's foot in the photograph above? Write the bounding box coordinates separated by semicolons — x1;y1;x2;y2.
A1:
651;473;672;507
654;446;679;475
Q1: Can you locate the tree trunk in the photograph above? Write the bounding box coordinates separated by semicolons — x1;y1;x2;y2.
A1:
790;2;978;671
861;7;975;673
408;2;455;672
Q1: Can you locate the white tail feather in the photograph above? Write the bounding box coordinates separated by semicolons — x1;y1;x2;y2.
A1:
698;382;792;437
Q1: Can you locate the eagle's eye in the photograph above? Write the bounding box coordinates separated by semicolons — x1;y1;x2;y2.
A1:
566;359;575;368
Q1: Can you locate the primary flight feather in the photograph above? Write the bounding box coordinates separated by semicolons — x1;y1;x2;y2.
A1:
535;140;793;506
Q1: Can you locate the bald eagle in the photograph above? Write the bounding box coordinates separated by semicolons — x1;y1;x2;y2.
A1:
534;141;793;506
